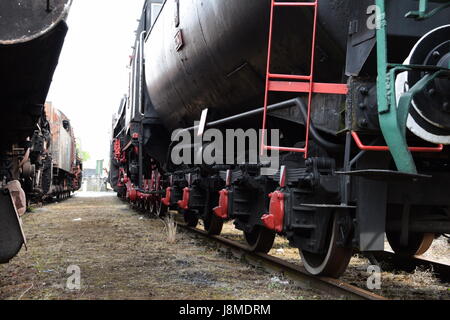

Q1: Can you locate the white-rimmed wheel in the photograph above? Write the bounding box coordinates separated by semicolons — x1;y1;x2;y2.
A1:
386;231;434;256
156;200;168;217
300;214;353;278
183;210;199;227
204;211;223;235
386;205;436;256
148;198;156;215
244;226;275;253
396;25;450;145
155;173;167;217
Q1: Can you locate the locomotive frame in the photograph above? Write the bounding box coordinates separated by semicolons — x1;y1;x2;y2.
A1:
110;0;450;277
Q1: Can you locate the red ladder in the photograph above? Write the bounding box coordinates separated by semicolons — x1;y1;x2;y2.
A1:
261;0;348;158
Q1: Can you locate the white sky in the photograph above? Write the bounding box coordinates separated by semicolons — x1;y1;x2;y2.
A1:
47;0;146;169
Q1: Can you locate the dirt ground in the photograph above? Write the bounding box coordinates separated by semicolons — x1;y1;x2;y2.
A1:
0;193;329;300
220;223;450;300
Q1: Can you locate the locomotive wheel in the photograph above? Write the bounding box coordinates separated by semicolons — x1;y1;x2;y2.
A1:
386;231;434;256
154;171;166;217
156;201;168;217
299;215;353;278
144;198;150;212
183;210;199;227
148;199;155;215
148;199;152;212
204;211;223;235
244;226;275;253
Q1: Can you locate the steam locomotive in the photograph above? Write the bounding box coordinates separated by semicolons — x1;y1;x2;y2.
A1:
0;0;79;263
110;0;450;277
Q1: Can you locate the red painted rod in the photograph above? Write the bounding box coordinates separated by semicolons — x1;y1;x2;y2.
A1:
274;2;317;6
269;73;311;80
351;131;444;153
268;80;348;95
263;145;306;153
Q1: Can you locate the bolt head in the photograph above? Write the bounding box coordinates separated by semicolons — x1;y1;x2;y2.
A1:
358;119;368;128
359;87;369;95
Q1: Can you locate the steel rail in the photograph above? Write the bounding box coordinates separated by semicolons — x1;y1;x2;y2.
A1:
176;222;387;300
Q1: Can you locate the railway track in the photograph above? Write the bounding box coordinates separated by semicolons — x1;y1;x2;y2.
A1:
174;220;387;300
373;251;450;282
126;202;450;299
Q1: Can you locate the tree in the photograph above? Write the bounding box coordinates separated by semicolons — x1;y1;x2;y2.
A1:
76;142;90;162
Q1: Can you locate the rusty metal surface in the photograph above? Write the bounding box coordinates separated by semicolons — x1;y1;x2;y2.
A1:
45;102;76;174
178;222;387;300
0;0;72;44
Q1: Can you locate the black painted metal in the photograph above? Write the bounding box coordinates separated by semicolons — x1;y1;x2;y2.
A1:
143;0;449;131
345;0;449;76
0;0;71;147
0;0;71;44
180;98;342;153
111;0;450;266
144;0;349;130
0;192;24;264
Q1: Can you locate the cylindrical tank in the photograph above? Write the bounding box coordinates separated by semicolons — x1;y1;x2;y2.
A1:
144;0;351;130
0;0;72;146
144;0;449;132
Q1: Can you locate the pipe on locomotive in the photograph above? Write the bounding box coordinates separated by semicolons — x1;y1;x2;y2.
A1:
172;98;343;154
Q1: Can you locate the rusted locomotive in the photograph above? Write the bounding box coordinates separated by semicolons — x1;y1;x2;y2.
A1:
0;0;75;263
20;103;82;204
39;103;82;198
110;0;450;277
